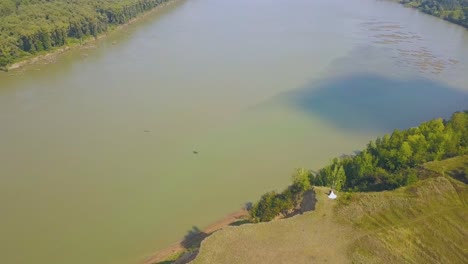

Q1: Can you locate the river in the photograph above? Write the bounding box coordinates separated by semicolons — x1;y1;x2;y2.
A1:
0;0;467;263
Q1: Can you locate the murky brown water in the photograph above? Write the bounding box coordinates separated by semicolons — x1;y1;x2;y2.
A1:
0;0;467;263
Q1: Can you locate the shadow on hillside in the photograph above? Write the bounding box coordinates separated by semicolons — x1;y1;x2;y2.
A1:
447;160;468;184
158;226;208;264
287;73;468;132
181;226;208;249
153;226;209;264
229;219;251;226
300;189;317;213
279;189;318;219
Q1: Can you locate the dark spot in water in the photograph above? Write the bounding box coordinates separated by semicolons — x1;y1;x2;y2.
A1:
287;73;468;132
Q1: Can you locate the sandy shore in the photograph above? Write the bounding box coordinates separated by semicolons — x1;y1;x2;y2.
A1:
143;209;248;264
5;0;179;71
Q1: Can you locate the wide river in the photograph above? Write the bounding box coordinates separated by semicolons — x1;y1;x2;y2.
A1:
1;0;467;263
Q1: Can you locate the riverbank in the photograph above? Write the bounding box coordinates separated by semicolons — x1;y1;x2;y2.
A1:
395;0;468;29
144;189;318;264
143;209;249;264
2;0;178;72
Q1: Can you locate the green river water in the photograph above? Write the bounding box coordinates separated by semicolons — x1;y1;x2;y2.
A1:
0;0;467;263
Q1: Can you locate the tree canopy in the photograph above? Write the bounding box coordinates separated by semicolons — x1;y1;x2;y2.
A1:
313;111;468;191
249;169;313;223
399;0;468;28
0;0;169;68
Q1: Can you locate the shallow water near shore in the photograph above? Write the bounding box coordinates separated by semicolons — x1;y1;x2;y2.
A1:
0;0;468;263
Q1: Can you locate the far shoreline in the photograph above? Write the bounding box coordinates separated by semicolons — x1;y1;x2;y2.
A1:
2;0;179;72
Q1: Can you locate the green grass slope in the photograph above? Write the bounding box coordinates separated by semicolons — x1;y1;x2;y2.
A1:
423;155;468;183
338;176;467;263
192;159;468;264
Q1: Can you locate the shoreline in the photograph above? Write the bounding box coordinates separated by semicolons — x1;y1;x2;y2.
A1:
143;189;317;264
395;1;468;29
143;209;249;264
4;0;178;72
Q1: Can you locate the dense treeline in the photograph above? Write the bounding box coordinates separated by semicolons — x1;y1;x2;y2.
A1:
314;111;467;191
399;0;468;28
0;0;169;68
251;111;468;222
249;169;311;223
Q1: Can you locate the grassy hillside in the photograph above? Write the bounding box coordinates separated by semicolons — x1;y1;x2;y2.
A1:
191;158;467;264
423;155;468;183
337;175;467;263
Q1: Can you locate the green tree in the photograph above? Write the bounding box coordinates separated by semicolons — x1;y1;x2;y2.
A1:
398;141;413;167
291;168;311;194
250;191;279;223
316;158;346;191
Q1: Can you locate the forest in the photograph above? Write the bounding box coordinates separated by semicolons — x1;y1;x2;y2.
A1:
399;0;468;27
250;111;468;222
0;0;169;69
